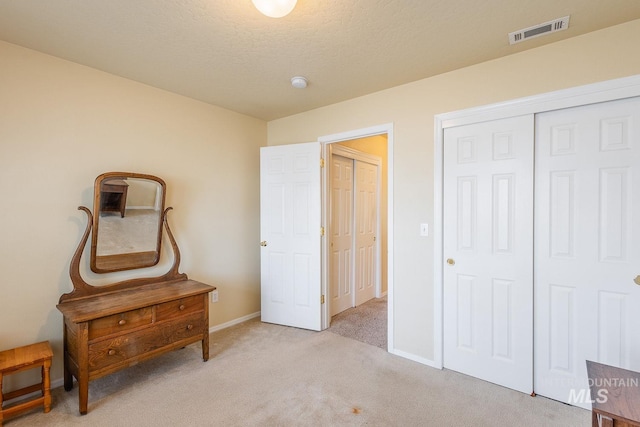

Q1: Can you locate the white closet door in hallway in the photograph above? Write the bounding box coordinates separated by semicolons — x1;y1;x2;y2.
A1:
330;155;354;316
443;115;535;394
329;151;380;317
354;160;378;306
534;97;640;408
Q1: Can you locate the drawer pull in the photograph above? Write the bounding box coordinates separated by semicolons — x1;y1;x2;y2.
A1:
179;304;186;311
186;324;194;331
108;349;116;356
118;319;127;326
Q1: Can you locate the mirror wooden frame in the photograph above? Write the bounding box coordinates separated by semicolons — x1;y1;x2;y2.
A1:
58;176;215;415
90;172;166;273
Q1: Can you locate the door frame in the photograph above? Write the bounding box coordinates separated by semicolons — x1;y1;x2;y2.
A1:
329;144;382;312
433;74;640;369
318;123;394;350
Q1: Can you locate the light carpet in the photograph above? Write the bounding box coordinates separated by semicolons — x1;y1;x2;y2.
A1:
97;209;160;255
329;296;387;350
7;318;590;426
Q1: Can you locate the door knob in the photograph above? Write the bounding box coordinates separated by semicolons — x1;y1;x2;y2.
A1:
260;241;268;247
635;275;640;286
446;258;455;265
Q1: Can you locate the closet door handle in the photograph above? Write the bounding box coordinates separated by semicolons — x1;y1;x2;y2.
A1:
260;241;268;247
634;275;640;286
446;258;455;266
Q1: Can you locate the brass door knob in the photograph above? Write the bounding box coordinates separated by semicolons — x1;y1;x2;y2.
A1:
260;241;268;247
446;258;455;266
635;275;640;286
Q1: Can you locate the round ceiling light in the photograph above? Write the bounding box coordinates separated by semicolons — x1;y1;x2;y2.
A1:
290;76;308;89
252;0;297;18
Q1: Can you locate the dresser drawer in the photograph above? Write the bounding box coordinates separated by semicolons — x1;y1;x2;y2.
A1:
87;313;206;371
156;294;204;321
88;307;153;340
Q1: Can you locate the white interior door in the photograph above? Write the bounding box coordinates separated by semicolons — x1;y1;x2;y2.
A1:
260;142;322;331
330;154;354;316
354;161;378;306
534;97;640;408
443;115;534;394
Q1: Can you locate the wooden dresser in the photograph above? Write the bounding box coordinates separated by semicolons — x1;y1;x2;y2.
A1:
57;280;212;414
587;361;640;427
58;180;215;414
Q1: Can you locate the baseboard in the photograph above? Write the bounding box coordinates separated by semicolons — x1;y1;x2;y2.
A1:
209;311;261;333
52;377;65;390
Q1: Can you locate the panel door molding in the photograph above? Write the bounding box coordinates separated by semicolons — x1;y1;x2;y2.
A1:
443;114;535;394
534;96;640;408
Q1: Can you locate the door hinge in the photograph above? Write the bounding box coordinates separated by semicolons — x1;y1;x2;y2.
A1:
320;226;325;236
321;295;325;304
320;158;325;168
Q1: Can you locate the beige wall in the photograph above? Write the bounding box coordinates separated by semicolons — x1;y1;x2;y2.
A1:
267;19;640;361
125;178;160;208
2;18;640;388
0;40;265;385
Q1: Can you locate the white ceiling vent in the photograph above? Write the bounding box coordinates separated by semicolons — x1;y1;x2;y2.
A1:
509;16;570;45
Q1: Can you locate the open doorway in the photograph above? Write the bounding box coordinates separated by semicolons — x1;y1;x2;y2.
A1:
325;133;389;349
260;124;392;338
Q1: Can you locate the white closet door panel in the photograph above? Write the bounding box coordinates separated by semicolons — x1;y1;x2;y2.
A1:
443;114;534;394
330;155;354;316
534;97;640;408
355;161;378;306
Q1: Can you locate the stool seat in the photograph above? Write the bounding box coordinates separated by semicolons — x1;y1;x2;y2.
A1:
0;341;52;426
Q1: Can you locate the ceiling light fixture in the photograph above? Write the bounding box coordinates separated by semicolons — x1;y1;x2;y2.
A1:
290;76;308;89
252;0;297;18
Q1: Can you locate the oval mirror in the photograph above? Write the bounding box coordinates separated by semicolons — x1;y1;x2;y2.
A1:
90;172;166;273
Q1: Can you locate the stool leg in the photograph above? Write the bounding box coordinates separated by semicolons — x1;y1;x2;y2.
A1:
42;359;51;413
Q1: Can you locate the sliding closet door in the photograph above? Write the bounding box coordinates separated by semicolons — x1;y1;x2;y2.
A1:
329;150;380;316
330;154;355;316
534;97;640;408
443;115;534;394
354;160;378;306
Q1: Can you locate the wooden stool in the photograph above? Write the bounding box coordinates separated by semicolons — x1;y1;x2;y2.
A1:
0;341;52;426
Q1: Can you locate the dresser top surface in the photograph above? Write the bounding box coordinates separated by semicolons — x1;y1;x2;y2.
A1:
56;279;214;323
587;360;640;423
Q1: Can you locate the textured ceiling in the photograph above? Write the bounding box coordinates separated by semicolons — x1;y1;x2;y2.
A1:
1;0;640;120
